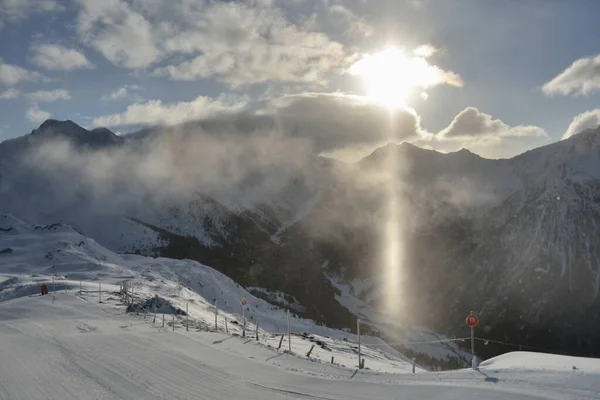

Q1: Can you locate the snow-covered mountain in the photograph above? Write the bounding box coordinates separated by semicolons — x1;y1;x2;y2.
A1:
2;119;600;360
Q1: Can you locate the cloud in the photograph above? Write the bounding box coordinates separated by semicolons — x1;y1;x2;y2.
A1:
563;109;600;139
328;4;374;37
542;54;600;96
0;88;20;100
26;106;51;124
92;91;423;159
266;93;423;154
416;107;549;159
92;94;248;127
439;107;546;139
0;0;64;26
75;0;159;69
26;89;71;102
30;44;94;71
0;59;42;86
73;0;350;86
153;2;349;86
101;85;143;102
413;44;438;58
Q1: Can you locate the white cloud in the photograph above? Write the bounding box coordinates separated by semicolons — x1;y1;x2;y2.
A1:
0;59;42;86
413;44;438;58
155;2;349;86
416;107;550;159
26;106;51;124
542;54;600;96
75;0;159;69
0;88;19;100
439;107;546;139
26;89;71;102
563;109;600;139
0;0;64;26
30;44;93;71
73;0;350;86
92;94;248;127
101;85;142;101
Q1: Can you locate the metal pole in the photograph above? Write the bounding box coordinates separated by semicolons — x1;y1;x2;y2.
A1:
471;325;476;369
357;318;362;369
470;310;476;369
186;302;189;331
287;310;291;352
242;305;246;338
215;300;218;331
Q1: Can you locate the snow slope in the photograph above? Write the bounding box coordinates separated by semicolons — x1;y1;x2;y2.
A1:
1;293;598;399
0;213;418;374
1;213;599;399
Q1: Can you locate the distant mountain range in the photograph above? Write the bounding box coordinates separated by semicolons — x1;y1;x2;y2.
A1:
1;119;600;359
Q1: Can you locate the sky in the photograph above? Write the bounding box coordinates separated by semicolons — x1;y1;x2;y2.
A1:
1;0;600;160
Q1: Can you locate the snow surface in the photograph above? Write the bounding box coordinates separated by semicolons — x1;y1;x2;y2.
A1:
2;213;600;399
1;292;599;399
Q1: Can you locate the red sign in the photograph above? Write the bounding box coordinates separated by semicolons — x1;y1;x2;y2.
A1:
466;314;479;328
241;298;247;307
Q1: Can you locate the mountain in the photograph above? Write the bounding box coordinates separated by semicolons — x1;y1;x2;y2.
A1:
1;119;600;361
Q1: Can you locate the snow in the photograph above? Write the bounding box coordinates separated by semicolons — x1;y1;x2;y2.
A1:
0;213;599;399
0;213;419;374
0;294;598;399
480;351;600;373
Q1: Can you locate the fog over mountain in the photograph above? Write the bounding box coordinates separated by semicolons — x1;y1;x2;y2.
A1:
1;118;600;359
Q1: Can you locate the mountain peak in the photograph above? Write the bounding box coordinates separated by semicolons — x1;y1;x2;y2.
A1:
36;119;79;132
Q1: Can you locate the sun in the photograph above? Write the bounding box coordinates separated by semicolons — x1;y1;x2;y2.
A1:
348;46;440;109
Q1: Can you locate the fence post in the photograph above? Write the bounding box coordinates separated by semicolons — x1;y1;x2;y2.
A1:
242;305;246;338
53;277;56;294
412;358;416;373
357;318;362;369
287;310;291;352
172;313;175;332
162;313;165;328
99;282;102;303
331;356;334;364
225;317;228;333
186;302;189;331
255;318;259;341
79;280;82;294
306;344;315;357
153;295;157;323
278;335;284;349
65;276;68;294
214;300;218;332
